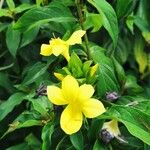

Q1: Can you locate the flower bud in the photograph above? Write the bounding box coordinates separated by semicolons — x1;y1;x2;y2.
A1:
106;92;119;102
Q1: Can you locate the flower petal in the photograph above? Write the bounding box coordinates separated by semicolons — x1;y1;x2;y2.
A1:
47;86;68;105
60;105;83;134
62;75;79;102
79;84;94;100
50;38;68;56
66;30;86;45
61;49;70;62
40;44;52;56
82;98;105;118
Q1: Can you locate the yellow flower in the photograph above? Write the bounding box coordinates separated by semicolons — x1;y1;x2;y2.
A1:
47;75;105;134
40;30;86;62
102;119;121;137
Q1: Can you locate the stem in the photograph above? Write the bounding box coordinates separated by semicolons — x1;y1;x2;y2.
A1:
76;0;90;59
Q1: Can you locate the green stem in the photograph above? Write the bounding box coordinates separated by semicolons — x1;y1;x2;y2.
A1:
76;0;90;59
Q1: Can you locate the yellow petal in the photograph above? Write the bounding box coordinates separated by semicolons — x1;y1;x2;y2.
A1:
61;49;70;62
50;38;68;56
40;44;52;56
47;86;68;105
82;98;105;118
54;72;65;81
62;75;79;102
60;104;83;134
102;120;121;137
79;84;94;100
66;30;86;45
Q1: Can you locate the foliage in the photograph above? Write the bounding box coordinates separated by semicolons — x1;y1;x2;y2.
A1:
0;0;150;149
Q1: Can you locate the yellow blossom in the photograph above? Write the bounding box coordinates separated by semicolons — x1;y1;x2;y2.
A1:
47;75;105;134
40;30;86;62
102;119;121;137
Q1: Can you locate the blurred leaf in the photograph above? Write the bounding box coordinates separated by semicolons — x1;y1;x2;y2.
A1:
6;0;15;10
0;9;12;17
88;0;118;47
134;36;148;74
70;131;84;150
14;2;75;31
0;93;26;121
6;24;21;57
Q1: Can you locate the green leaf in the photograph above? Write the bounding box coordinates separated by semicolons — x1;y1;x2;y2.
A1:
14;2;75;31
68;52;83;78
6;24;21;57
70;131;84;150
6;0;15;10
88;0;118;47
90;46;119;97
0;93;26;121
106;105;150;145
41;122;54;150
